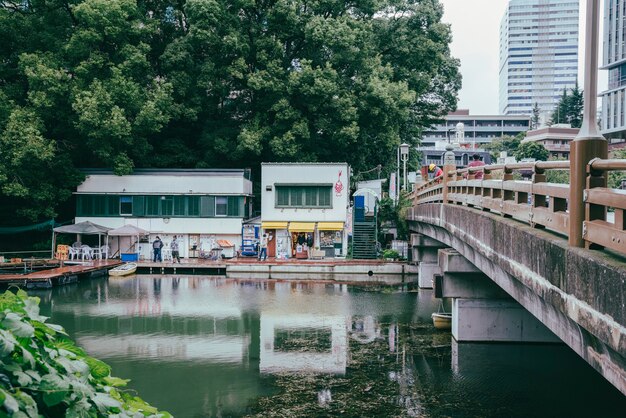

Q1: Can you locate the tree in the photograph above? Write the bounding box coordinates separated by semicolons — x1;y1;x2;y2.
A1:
484;132;526;162
531;102;541;130
0;0;461;225
514;142;550;161
549;81;583;128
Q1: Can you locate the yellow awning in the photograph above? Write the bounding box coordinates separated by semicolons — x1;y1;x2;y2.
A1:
262;221;288;229
317;222;344;231
288;222;315;232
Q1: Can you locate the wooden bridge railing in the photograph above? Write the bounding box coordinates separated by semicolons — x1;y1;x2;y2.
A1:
411;159;626;256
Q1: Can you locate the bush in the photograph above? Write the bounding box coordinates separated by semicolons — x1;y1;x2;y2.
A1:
382;249;400;260
0;289;171;417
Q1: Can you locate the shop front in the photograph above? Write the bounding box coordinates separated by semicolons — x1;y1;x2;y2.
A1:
261;221;288;258
288;222;315;259
316;222;345;257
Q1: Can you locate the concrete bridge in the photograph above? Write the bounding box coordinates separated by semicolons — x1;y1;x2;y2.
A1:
408;157;626;396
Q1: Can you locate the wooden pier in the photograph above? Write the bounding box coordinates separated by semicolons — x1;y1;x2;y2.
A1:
0;260;123;289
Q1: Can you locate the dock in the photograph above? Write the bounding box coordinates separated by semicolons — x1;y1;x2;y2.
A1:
0;260;123;288
0;258;417;288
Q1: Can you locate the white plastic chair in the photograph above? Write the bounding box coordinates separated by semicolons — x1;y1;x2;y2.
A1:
68;247;80;260
80;245;93;261
91;245;108;259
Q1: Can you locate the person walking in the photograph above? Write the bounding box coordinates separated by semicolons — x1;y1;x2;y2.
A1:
152;236;163;262
259;233;268;261
467;153;486;179
170;235;181;263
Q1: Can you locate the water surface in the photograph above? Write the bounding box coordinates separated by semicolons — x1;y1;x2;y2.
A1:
33;276;625;417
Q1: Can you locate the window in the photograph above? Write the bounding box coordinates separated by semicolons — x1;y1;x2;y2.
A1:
161;196;173;216
215;196;228;216
188;196;200;216
120;197;133;215
145;196;160;216
275;186;332;208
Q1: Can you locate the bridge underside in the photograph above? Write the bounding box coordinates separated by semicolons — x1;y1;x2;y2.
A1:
409;203;626;395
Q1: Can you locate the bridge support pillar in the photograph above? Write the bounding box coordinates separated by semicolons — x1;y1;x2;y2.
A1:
452;298;560;343
412;234;447;289
437;249;559;343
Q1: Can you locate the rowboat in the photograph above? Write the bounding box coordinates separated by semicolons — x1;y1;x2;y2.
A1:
108;263;137;277
431;312;452;330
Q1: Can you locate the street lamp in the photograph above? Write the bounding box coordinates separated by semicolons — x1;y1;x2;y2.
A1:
400;143;409;191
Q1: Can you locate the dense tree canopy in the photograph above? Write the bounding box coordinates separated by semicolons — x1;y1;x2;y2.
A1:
0;0;460;224
514;141;549;162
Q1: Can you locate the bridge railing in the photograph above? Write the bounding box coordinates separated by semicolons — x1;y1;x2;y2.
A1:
412;159;626;255
584;159;626;254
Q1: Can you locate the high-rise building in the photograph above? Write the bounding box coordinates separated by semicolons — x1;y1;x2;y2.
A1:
601;0;626;141
499;0;580;122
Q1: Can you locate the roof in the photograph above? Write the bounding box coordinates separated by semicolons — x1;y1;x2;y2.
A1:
108;224;149;236
261;162;348;166
81;168;251;177
53;221;111;235
522;126;579;143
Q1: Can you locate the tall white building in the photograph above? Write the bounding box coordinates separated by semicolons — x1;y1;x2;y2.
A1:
499;0;580;122
601;0;626;140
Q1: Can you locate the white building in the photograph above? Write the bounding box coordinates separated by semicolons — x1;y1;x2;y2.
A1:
261;163;350;259
499;0;580;121
421;109;530;148
75;169;253;259
601;0;626;140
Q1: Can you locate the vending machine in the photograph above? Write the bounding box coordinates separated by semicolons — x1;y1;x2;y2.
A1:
240;224;260;257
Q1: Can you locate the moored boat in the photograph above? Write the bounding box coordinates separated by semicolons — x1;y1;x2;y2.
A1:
108;263;137;277
431;312;452;330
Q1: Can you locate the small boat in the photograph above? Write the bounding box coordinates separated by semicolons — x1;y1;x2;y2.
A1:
108;263;137;277
431;312;452;330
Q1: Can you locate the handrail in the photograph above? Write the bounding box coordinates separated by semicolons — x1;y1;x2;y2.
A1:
589;158;626;171
411;158;626;257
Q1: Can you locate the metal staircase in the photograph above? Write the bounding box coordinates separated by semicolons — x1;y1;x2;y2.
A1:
351;199;378;259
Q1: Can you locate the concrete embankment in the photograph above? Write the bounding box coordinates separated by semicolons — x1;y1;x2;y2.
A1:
225;262;417;284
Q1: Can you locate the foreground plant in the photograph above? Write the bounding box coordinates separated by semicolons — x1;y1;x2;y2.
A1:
0;289;171;417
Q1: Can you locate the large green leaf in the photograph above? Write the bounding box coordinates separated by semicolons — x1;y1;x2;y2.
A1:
1;313;34;338
0;389;18;414
0;330;16;357
85;358;110;379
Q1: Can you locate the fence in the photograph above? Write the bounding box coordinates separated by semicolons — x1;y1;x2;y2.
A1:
411;158;626;256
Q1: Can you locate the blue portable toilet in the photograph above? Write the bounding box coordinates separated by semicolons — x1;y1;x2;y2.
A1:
354;195;365;222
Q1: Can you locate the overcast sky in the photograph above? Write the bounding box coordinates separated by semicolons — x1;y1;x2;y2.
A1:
439;0;605;115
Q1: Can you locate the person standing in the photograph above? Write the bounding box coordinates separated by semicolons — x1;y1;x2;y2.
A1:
259;233;268;261
152;236;163;262
170;235;181;263
467;153;486;179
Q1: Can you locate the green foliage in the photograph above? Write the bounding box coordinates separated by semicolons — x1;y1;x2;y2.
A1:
531;102;540;130
483;132;525;162
0;289;171;417
549;82;583;128
608;149;626;189
0;0;460;225
378;192;411;241
514;142;550;162
382;249;400;260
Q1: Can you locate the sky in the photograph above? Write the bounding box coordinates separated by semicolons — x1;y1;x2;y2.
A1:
439;0;605;115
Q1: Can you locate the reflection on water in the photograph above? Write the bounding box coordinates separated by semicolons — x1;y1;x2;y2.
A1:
32;276;626;418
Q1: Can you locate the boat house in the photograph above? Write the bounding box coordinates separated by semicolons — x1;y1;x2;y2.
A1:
74;169;253;260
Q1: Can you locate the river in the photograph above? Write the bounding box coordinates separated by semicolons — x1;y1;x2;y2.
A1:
32;276;625;417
